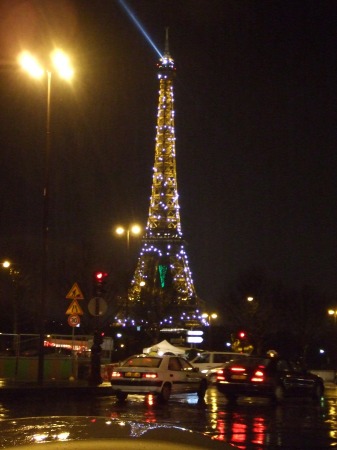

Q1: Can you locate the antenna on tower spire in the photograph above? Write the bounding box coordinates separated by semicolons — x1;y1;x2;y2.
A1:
164;27;170;55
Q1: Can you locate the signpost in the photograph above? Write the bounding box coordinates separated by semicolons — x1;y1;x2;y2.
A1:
65;283;85;379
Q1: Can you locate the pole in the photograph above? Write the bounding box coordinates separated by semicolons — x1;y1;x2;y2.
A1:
126;229;130;252
37;70;51;385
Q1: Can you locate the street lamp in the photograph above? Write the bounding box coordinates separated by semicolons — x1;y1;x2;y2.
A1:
202;312;218;326
18;49;74;385
1;260;20;335
202;312;218;348
328;309;337;324
115;224;142;251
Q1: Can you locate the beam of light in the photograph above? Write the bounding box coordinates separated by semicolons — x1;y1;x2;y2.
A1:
118;0;162;58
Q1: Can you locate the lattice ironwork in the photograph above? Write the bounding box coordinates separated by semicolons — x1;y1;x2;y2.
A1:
125;36;203;329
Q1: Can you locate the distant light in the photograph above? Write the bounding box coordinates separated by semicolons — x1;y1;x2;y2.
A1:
187;336;203;344
187;330;203;336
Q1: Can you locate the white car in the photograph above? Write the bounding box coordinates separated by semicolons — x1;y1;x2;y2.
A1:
110;354;207;402
191;351;249;382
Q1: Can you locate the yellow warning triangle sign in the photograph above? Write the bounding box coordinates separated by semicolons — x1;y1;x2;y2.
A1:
66;282;84;300
66;299;84;316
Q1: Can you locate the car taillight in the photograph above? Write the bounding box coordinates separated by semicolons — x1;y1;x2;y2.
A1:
251;369;265;382
216;369;226;381
142;372;158;379
230;366;245;372
111;371;122;378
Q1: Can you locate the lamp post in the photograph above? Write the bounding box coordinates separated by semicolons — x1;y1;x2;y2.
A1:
1;260;20;335
115;224;142;252
202;312;218;348
1;260;22;377
18;49;73;384
328;309;337;325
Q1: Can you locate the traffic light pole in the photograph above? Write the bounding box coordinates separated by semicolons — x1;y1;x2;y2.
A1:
88;329;103;385
88;271;108;385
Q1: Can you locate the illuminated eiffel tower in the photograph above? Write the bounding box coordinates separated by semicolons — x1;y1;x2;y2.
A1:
127;32;204;330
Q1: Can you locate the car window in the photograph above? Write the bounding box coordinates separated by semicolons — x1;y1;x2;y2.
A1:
168;357;181;371
193;353;210;363
232;357;268;368
123;357;161;368
214;354;232;363
179;358;194;371
290;361;304;373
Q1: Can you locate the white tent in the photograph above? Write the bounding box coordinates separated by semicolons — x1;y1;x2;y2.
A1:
143;339;186;356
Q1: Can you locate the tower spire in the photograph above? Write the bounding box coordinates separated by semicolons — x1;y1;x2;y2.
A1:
124;32;202;332
164;27;169;55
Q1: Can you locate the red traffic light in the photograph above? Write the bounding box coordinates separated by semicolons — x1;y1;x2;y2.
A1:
94;271;108;281
239;331;246;339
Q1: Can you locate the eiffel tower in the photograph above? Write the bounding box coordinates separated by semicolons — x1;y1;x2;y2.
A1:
126;32;204;330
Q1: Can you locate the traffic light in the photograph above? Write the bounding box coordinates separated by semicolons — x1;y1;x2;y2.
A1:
238;331;246;339
93;271;108;297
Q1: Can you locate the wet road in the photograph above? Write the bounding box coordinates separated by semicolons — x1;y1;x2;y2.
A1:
1;385;337;449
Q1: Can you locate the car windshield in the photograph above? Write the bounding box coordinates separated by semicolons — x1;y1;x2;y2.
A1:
122;356;162;368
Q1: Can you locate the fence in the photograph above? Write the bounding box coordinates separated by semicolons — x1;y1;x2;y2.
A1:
0;334;112;381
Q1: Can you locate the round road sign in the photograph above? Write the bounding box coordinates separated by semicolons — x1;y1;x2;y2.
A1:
88;297;108;316
68;314;80;327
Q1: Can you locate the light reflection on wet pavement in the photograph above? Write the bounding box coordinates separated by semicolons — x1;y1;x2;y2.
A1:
1;386;337;448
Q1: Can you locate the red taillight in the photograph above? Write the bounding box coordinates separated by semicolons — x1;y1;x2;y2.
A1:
251;369;264;382
216;369;226;381
111;371;122;378
230;366;245;372
142;372;158;379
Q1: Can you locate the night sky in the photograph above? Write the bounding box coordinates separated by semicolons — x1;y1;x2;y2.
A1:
1;0;337;318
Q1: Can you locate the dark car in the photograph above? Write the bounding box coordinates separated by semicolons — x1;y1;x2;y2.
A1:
215;355;324;403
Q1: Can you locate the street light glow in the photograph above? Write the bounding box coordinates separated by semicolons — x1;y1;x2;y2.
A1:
51;49;74;80
18;51;44;78
18;49;74;81
115;224;142;236
115;226;125;236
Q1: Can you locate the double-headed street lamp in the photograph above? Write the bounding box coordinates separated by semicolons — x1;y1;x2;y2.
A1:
18;49;73;384
202;312;218;348
115;224;142;252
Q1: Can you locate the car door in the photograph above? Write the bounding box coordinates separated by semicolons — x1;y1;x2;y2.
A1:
167;356;187;394
178;357;203;393
288;361;316;394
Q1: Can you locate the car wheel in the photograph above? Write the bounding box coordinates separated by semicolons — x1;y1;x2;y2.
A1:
116;391;128;402
312;382;324;400
197;380;207;399
272;384;285;403
159;383;171;403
